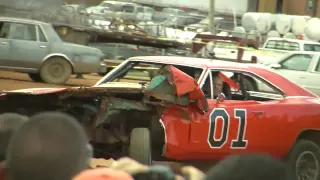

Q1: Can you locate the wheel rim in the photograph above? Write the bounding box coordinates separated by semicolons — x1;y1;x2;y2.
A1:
296;151;319;180
48;63;64;78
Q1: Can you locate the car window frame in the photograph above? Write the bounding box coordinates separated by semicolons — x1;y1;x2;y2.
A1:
201;68;285;99
265;40;300;51
0;21;11;39
36;25;48;42
304;44;320;52
313;56;320;73
279;54;313;72
95;60;206;86
8;22;37;41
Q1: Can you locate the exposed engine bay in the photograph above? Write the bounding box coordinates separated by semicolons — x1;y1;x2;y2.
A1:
0;65;207;159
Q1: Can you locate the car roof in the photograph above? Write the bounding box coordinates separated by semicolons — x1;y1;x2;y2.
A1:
266;37;320;45
102;1;137;5
286;51;320;55
127;56;317;97
0;17;47;25
129;56;254;69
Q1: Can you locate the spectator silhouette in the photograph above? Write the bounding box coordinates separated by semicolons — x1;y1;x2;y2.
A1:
5;112;90;180
0;113;28;180
205;154;294;180
0;113;28;161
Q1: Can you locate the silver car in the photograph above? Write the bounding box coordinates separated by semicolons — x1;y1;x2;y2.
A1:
0;17;107;84
266;52;320;96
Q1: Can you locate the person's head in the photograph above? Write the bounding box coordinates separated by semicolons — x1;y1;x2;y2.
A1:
213;75;223;96
205;154;293;180
73;168;133;180
0;113;28;161
5;112;90;180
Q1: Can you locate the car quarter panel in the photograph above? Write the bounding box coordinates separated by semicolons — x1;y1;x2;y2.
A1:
160;98;320;161
48;43;103;73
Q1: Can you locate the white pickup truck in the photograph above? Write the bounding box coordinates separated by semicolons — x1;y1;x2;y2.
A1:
204;37;320;64
261;37;320;53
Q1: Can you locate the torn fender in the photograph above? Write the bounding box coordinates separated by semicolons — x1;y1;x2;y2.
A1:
143;65;208;113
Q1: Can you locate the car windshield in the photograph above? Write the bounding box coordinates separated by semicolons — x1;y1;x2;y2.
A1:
98;61;204;85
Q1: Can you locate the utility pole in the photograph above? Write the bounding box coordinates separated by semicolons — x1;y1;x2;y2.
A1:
208;0;215;34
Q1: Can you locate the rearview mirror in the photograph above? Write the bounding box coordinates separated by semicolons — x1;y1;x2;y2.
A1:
269;63;281;69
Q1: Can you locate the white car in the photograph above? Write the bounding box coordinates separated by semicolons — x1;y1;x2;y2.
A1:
266;52;320;96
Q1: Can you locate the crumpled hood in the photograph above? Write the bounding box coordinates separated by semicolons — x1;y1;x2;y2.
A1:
1;66;208;113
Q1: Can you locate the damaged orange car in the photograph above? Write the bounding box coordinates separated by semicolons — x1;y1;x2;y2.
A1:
1;56;320;180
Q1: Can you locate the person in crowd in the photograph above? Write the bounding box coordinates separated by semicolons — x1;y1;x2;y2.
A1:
5;112;91;180
0;113;28;161
110;157;204;180
204;153;294;180
73;168;134;180
0;113;28;180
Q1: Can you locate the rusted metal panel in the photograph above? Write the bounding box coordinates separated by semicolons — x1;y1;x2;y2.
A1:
144;65;208;112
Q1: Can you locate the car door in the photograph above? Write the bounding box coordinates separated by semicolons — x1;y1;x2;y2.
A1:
188;70;285;159
0;21;12;68
273;54;314;90
299;55;320;96
8;22;49;70
211;41;238;60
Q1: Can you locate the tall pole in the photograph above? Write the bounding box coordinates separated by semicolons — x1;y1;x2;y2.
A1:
208;0;215;34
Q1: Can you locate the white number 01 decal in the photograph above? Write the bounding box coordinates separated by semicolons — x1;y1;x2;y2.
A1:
207;108;248;149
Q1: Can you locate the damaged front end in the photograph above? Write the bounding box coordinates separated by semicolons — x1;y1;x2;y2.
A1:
0;65;207;159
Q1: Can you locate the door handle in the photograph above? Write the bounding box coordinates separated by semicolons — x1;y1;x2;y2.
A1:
1;42;8;45
300;76;306;79
231;50;236;53
40;45;46;48
252;111;264;114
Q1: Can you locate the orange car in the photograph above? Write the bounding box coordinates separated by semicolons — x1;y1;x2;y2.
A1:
1;56;319;180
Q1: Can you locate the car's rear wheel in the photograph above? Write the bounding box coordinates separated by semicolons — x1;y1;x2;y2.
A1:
40;57;72;84
129;128;152;165
287;139;320;180
28;73;42;82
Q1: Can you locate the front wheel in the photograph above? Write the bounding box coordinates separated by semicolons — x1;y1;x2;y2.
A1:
40;57;72;84
287;139;320;180
129;128;152;165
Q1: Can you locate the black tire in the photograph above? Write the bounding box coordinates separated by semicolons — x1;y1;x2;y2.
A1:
287;139;320;180
40;57;72;84
243;77;257;91
129;128;152;165
28;73;42;82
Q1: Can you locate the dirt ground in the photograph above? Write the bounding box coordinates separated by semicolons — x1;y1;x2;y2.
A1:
0;71;100;90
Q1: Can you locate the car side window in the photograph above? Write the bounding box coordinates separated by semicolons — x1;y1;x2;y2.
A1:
9;23;37;41
0;21;10;39
37;26;47;42
145;8;154;13
280;54;312;71
304;44;320;52
137;7;144;13
265;40;300;51
202;70;282;101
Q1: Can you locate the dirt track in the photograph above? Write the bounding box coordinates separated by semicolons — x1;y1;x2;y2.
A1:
0;71;100;90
